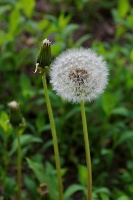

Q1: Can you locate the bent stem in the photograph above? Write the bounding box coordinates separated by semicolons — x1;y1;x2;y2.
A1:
80;101;92;200
16;129;22;200
42;73;63;200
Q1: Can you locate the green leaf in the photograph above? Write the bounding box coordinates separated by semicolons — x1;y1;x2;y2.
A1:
111;107;129;116
64;107;80;120
20;0;35;18
115;131;133;147
75;34;91;47
4;176;16;195
99;193;110;200
118;0;130;18
78;164;87;186
26;159;59;200
0;5;12;15
64;184;85;200
10;134;42;155
27;158;45;182
0;111;9;132
9;7;20;34
52;42;64;56
20;74;34;98
102;93;116;115
130;49;133;62
116;196;130;200
24;174;37;195
95;187;110;195
58;13;72;29
63;24;79;37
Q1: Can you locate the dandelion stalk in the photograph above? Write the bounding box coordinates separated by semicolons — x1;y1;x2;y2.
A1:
8;101;23;200
80;101;92;200
42;72;63;200
50;48;108;200
16;128;22;200
35;39;63;200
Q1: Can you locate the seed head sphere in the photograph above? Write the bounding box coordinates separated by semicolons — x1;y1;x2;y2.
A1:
50;48;109;103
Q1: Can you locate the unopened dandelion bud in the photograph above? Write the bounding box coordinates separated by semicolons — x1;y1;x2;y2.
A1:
8;101;23;127
35;39;51;73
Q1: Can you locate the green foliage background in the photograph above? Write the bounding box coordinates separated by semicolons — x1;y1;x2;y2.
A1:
0;0;133;199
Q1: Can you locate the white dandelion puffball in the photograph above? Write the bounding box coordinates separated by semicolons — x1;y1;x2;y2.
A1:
50;48;109;103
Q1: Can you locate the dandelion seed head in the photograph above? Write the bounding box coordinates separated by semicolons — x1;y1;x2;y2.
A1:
50;48;109;103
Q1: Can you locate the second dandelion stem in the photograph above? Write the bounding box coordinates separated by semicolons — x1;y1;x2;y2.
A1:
80;101;92;200
16;129;22;200
42;73;63;200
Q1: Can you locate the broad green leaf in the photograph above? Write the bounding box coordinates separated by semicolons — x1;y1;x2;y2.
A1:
102;93;116;115
95;187;110;195
20;74;34;98
4;177;16;195
75;34;91;47
9;8;20;34
58;13;72;29
52;42;64;56
0;111;9;132
24;175;37;196
117;196;130;200
92;192;99;200
0;5;11;15
126;70;133;88
78;164;87;186
64;107;80;120
64;184;85;200
39;19;49;30
115;131;133;147
27;159;58;200
27;158;45;183
10;134;42;155
111;107;129;116
127;11;133;25
130;49;133;62
63;24;79;37
99;193;110;200
118;0;130;18
0;31;6;44
20;0;35;18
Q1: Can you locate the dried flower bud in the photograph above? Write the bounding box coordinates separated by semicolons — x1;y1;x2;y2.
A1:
35;39;51;73
8;101;23;127
38;183;48;197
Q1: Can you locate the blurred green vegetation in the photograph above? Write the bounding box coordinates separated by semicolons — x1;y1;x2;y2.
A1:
0;0;133;199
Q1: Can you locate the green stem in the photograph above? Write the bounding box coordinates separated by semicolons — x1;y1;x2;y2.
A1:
42;73;63;200
80;101;92;200
16;129;22;200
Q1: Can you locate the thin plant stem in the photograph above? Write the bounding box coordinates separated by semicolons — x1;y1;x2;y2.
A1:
42;73;63;200
16;128;22;200
80;101;92;200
